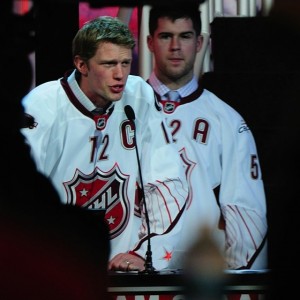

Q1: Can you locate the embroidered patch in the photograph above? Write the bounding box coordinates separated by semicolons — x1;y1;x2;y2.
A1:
63;164;130;239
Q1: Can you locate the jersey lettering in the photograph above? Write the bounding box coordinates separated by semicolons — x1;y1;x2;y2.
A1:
90;136;97;163
87;185;118;209
251;154;259;179
193;118;209;144
121;120;135;149
166;117;210;144
161;121;171;144
169;120;181;142
90;134;109;163
99;135;109;160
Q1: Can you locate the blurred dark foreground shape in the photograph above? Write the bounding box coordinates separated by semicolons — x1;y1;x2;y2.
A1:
0;2;110;299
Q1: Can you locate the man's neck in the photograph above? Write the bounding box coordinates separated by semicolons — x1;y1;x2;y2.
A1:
154;70;194;90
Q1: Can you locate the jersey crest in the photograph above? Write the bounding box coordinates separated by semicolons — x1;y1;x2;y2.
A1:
63;164;130;239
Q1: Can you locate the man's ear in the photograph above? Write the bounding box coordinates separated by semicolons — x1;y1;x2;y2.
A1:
147;35;154;53
196;34;204;53
74;55;88;76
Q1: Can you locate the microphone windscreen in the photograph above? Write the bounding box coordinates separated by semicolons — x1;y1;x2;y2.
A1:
124;105;135;121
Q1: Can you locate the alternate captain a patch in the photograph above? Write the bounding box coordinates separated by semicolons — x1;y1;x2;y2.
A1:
63;164;130;239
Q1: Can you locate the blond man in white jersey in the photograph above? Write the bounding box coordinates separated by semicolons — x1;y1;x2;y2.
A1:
21;16;188;272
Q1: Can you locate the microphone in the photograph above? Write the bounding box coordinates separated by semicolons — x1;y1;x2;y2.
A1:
124;105;157;274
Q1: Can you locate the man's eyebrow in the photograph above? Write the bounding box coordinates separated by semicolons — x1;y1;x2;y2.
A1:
100;59;118;63
158;31;194;35
179;31;195;35
100;58;132;63
157;31;172;35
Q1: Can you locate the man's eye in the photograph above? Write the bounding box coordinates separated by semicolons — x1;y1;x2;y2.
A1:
181;34;193;39
160;34;171;39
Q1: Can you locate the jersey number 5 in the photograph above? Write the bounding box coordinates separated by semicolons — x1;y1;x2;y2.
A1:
251;154;260;180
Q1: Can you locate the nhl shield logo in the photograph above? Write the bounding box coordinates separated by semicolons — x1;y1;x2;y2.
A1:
64;164;130;239
164;101;176;113
96;117;106;129
160;100;180;114
94;114;109;131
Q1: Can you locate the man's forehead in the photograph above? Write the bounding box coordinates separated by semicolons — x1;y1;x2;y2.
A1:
156;17;195;33
94;42;132;59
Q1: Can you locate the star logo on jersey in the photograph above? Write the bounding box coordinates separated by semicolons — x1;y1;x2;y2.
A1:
162;249;173;261
63;164;130;239
179;147;196;209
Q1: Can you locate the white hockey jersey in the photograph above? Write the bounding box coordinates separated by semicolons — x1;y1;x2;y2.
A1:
155;86;268;270
21;70;188;270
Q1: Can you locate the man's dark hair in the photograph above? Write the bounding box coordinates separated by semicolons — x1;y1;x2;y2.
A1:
149;4;202;36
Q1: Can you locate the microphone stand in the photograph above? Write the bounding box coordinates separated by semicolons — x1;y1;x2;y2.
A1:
134;136;157;274
125;105;157;274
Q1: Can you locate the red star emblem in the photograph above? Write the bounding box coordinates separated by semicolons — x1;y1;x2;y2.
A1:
163;250;173;261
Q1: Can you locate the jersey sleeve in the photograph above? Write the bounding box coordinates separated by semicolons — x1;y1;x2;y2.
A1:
20;84;57;176
219;112;268;269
